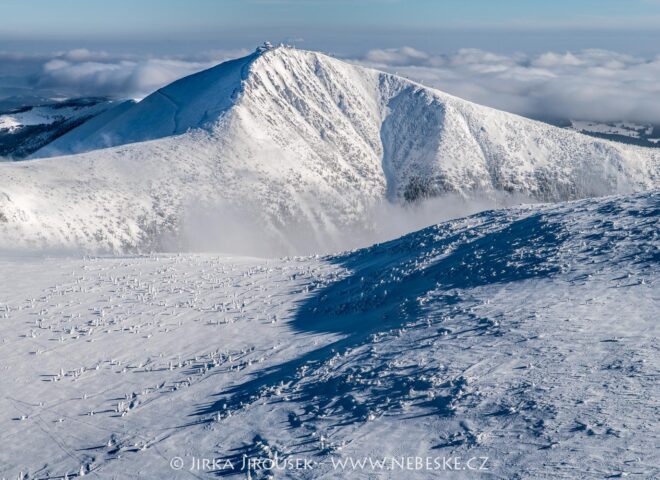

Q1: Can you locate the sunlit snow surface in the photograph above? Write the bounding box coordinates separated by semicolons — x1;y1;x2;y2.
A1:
0;191;657;479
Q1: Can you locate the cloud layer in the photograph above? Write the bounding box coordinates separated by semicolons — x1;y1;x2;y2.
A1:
1;49;249;100
2;46;660;126
358;47;660;125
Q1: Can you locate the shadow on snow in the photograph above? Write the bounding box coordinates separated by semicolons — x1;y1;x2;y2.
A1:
196;211;566;428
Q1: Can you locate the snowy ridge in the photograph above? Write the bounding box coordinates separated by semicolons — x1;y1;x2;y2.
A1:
31;53;259;157
0;191;657;478
0;47;658;253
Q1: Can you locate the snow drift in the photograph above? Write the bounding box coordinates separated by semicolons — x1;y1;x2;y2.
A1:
0;46;658;254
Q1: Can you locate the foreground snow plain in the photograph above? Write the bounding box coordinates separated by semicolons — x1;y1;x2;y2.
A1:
1;191;657;479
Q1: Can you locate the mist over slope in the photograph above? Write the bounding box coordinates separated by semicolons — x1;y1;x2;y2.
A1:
0;46;658;254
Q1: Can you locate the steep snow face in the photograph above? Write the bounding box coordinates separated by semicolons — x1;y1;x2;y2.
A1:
0;191;657;479
3;47;659;253
225;48;659;202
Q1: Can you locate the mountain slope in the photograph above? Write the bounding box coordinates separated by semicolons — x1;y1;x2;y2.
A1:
32;99;137;158
0;191;657;479
31;53;259;157
1;46;659;253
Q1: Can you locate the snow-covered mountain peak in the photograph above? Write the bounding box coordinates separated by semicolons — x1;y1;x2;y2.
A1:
29;47;660;200
3;48;659;253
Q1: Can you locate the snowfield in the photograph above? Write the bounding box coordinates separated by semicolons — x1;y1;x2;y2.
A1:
0;46;657;254
0;191;657;479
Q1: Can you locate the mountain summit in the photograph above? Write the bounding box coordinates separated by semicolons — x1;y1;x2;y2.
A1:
1;46;659;253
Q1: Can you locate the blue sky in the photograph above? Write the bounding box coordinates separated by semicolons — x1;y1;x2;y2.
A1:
2;0;660;55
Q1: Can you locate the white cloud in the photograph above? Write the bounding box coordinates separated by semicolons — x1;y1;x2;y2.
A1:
2;48;250;99
36;57;210;98
357;47;660;124
3;46;660;126
364;47;432;66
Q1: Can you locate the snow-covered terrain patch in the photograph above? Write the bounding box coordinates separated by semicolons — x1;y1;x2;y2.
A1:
571;120;653;138
0;191;657;479
565;120;660;148
0;98;117;159
1;104;97;131
569;120;652;139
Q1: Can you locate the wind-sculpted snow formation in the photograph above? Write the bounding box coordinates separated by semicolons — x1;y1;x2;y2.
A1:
0;191;657;478
0;46;658;253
